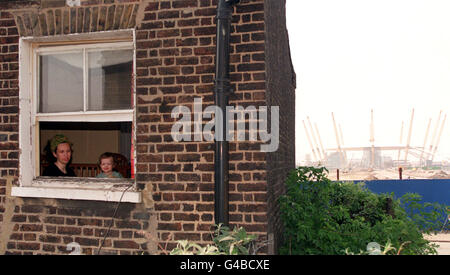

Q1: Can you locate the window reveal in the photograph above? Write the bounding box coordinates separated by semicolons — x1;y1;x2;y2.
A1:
14;32;141;203
35;42;134;179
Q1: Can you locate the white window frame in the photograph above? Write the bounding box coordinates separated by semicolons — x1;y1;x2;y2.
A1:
12;30;141;203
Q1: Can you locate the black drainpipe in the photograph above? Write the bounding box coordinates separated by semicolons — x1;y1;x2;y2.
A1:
214;0;239;226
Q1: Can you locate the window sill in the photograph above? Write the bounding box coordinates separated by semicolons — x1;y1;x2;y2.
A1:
12;177;141;203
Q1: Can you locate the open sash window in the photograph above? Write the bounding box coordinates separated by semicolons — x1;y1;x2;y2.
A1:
14;32;140;203
35;42;134;179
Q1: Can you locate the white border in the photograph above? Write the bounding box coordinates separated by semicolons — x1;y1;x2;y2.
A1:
17;29;141;203
11;186;141;203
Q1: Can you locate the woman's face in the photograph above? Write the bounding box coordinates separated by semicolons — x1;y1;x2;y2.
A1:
100;157;114;174
53;143;72;166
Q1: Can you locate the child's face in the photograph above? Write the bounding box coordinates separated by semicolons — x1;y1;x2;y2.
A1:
100;157;114;174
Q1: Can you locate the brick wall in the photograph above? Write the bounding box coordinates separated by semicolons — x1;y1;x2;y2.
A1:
0;8;19;180
135;0;273;252
1;193;155;255
264;0;296;254
0;1;156;255
0;0;295;255
0;7;20;253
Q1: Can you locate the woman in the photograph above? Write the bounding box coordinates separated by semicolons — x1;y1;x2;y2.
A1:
42;134;76;177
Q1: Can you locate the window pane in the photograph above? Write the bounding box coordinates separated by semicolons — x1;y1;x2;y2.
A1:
39;52;83;113
88;50;133;111
40;121;132;178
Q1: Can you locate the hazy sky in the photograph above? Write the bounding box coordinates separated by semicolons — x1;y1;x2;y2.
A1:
286;0;450;164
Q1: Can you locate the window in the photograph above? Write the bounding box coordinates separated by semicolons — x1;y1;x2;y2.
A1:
38;44;133;113
36;43;134;178
13;30;141;203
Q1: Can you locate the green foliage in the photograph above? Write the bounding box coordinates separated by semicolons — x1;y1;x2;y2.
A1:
169;224;257;255
213;224;257;255
400;193;448;232
344;240;411;255
279;166;446;255
170;240;221;255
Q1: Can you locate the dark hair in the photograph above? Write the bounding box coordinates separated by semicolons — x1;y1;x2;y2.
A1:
43;141;56;163
98;152;116;167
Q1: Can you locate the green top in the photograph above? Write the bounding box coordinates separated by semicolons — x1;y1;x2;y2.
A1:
96;171;123;178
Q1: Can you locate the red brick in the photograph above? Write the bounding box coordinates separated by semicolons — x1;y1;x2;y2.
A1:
77;218;102;227
20;224;43;232
112;240;139;249
9;233;22;240
157;222;181;231
75;237;99;246
237;183;267;192
44;216;64;224
23;233;36;241
42;244;55;252
16;242;40;251
196;203;213;212
57;227;82;235
172;0;197;8
194;26;215;36
95;229;119;238
237;204;267;213
158;11;179;20
174;233;200;241
173;193;200;201
174;213;199;221
160;213;172;221
158;183;184;191
11;214;26;222
39;235;61;243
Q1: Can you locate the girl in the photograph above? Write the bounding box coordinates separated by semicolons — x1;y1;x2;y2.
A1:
96;152;123;178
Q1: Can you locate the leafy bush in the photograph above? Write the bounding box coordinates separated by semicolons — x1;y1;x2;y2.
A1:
400;193;448;232
279;166;447;255
169;240;221;255
170;224;258;255
212;224;258;255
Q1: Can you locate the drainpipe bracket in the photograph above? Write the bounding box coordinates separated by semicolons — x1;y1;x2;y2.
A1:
225;0;240;5
217;0;239;20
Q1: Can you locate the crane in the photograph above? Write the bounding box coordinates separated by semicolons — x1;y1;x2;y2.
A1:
420;118;432;166
307;117;323;162
431;114;446;162
404;108;414;164
428;110;442;161
303;120;319;163
332;112;346;168
314;122;327;163
397;121;404;164
370;109;375;168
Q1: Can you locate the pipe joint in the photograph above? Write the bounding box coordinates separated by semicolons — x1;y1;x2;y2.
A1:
216;8;233;20
216;0;239;20
225;0;240;5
